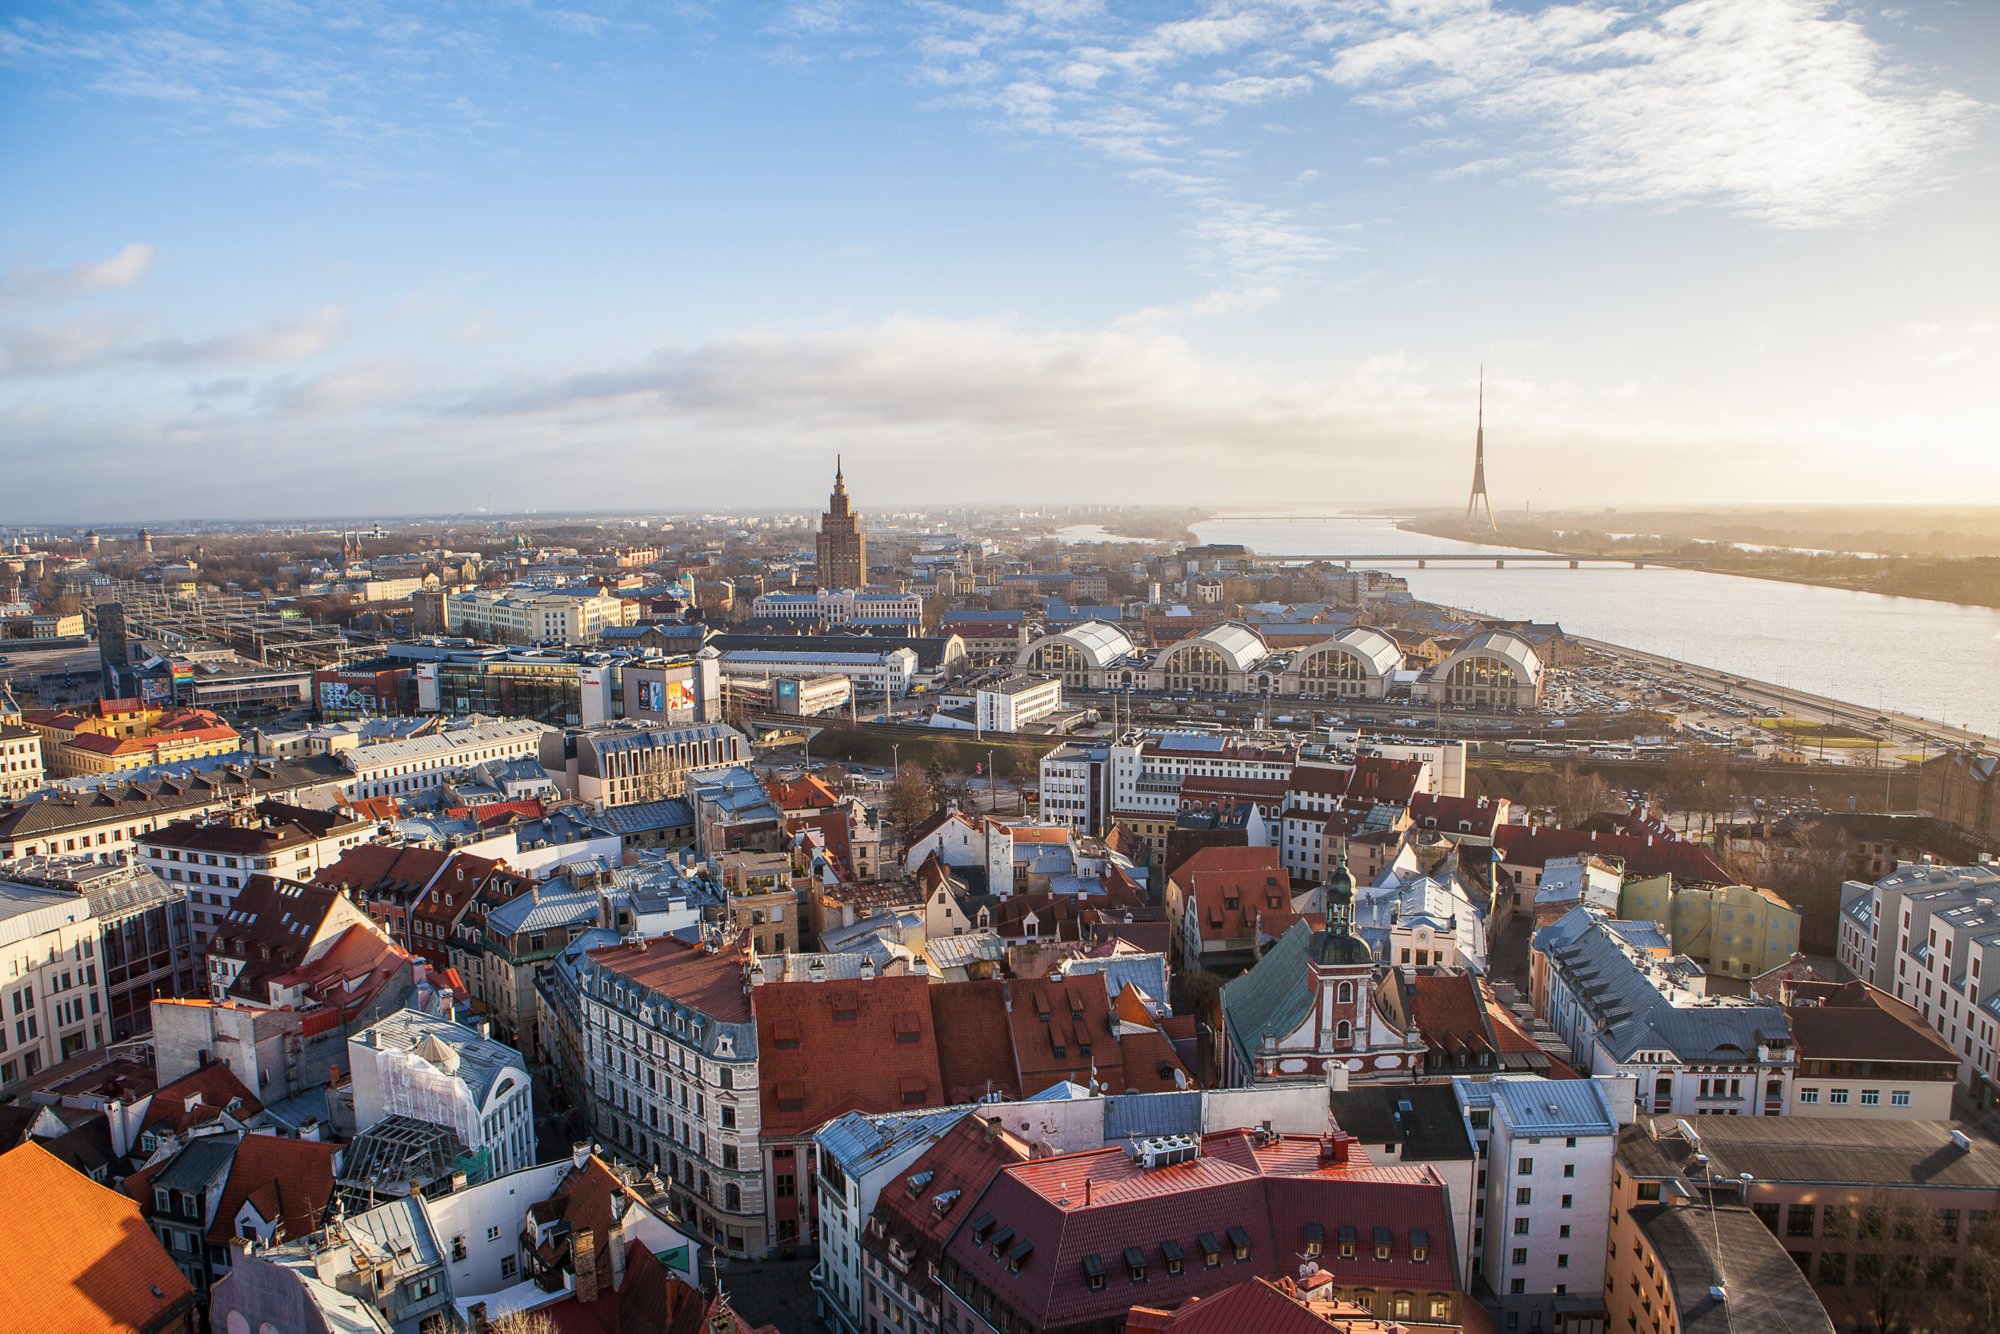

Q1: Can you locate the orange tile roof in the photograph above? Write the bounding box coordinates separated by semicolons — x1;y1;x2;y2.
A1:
0;1142;195;1333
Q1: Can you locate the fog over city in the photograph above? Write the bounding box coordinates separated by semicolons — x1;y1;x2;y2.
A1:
3;0;1997;521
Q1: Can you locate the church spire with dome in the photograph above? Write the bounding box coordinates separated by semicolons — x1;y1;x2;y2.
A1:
1309;855;1372;967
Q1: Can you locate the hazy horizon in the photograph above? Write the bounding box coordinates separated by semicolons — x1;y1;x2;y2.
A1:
4;0;1996;523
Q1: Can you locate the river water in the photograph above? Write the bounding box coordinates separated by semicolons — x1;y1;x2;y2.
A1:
1164;514;2000;738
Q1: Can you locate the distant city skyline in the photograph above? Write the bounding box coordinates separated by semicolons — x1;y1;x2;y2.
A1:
2;0;1996;523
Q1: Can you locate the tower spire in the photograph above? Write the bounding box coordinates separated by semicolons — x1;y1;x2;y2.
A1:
1464;365;1496;532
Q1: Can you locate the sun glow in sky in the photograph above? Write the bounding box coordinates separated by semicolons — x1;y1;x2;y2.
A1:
1;0;1995;520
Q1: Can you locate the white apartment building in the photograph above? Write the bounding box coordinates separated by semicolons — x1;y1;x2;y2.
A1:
1107;732;1299;819
446;587;635;645
0;877;112;1089
750;588;924;629
340;717;550;801
810;1106;974;1334
1457;1076;1623;1334
1838;860;2000;1099
1038;741;1107;832
561;935;767;1255
349;1008;537;1177
0;725;44;800
137;806;374;949
714;648;919;698
1533;907;1793;1117
549;721;750;809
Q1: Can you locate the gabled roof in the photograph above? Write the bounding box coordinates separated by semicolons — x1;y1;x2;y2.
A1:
946;1128;1456;1329
1219;921;1317;1077
0;1143;195;1334
206;1134;339;1245
143;1062;263;1136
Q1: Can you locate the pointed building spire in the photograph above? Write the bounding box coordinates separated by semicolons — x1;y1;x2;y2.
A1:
1465;365;1496;531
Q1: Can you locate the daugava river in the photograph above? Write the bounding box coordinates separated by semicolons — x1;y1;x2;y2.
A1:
1129;514;1999;738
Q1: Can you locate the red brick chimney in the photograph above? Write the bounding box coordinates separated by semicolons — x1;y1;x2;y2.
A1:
574;1227;599;1303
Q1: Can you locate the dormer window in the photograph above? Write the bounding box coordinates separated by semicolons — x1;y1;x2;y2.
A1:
1227;1226;1252;1262
1338;1224;1357;1258
1411;1228;1431;1263
1199;1232;1221;1268
1083;1253;1105;1291
1303;1222;1324;1257
1374;1226;1393;1260
1161;1239;1184;1276
1124;1246;1147;1282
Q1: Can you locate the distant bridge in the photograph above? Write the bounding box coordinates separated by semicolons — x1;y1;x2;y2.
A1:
1265;552;1710;569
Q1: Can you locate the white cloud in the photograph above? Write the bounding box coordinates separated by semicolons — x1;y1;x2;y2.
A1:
1326;0;1985;229
2;242;157;299
0;304;346;377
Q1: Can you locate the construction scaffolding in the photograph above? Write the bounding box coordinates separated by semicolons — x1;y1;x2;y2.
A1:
90;579;379;671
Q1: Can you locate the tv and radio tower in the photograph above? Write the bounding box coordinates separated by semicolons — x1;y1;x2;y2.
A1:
1465;366;1496;531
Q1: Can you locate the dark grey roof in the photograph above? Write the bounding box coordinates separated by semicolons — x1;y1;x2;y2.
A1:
156;1133;241;1194
1670;1115;2000;1190
1535;907;1790;1064
1326;1084;1476;1161
0;755;349;841
1632;1202;1833;1334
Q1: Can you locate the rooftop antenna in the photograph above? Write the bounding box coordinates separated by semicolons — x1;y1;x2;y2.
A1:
1465;366;1496;532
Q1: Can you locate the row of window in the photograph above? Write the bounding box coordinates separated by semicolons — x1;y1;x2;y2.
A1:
1795;1086;1910;1106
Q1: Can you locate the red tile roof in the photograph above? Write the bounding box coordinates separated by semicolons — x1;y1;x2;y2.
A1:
766;775;841;813
870;1114;1034;1258
588;932;755;1025
1492;825;1732;883
1402;972;1495;1057
1345;756;1424;807
142;1063;263;1136
1783;980;1959;1064
949;1129;1458;1330
755;974;945;1138
205;1133;338;1245
1409;792;1505;837
0;1142;196;1333
1171;847;1299;948
1125;1276;1358;1333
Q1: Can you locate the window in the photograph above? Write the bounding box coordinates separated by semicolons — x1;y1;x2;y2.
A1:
1829;1088;1850;1105
1518;1157;1534;1176
1892;1090;1911;1107
1788;1205;1816;1238
1860;1089;1880;1106
1512;1248;1528;1265
1798;1087;1820;1104
487;1226;501;1242
1818;1252;1847;1285
1514;1218;1530;1236
501;1256;518;1280
1562;1163;1575;1178
1516;1188;1532;1207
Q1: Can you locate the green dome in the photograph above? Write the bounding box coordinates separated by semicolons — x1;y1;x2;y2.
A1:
1326;856;1354;903
1307;926;1374;968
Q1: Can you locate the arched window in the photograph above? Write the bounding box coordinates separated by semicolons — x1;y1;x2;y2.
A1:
1335;1020;1352;1043
1336;981;1354;1005
725;1183;742;1212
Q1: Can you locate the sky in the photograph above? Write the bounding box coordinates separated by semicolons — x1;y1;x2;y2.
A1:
1;0;1995;523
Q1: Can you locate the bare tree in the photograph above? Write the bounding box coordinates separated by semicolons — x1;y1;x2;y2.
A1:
1533;760;1613;829
886;763;936;833
1825;1189;1955;1333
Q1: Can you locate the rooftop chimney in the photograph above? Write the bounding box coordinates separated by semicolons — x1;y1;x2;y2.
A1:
574;1227;599;1303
